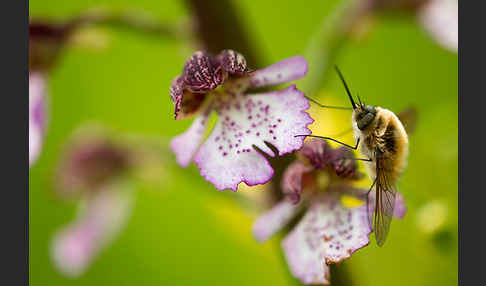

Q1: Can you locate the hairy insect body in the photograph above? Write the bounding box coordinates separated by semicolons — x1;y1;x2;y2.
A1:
352;107;409;183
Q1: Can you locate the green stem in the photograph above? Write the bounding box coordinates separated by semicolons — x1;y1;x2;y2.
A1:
298;0;370;96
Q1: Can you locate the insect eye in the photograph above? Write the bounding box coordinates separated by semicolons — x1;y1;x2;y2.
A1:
364;105;376;114
357;112;376;130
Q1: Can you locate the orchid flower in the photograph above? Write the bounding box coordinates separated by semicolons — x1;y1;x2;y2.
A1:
170;50;313;190
51;132;134;277
252;139;407;285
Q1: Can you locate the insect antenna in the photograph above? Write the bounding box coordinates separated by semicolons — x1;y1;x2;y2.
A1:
334;65;356;110
304;95;352;110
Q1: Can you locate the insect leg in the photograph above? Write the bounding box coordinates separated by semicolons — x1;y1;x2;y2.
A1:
351;157;372;162
366;178;378;232
294;135;360;150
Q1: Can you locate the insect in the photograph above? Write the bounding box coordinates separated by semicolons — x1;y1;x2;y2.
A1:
297;66;416;246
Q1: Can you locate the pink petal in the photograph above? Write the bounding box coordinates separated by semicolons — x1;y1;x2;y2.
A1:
29;72;47;167
51;183;133;277
283;192;371;276
419;0;458;53
249;56;308;88
194;85;313;190
282;223;331;285
367;191;407;219
170;108;211;167
392;192;407;219
252;199;303;242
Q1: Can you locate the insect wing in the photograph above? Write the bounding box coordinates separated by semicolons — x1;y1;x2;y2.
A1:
374;150;397;247
397;106;418;135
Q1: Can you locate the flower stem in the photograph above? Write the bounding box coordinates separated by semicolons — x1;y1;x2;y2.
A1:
184;0;262;68
298;0;370;96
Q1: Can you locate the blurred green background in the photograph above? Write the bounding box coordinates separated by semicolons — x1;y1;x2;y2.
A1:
29;0;457;285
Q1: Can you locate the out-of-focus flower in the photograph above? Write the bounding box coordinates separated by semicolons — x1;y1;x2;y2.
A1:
417;0;458;52
415;200;448;234
252;140;406;285
368;0;458;52
29;72;48;166
170;50;313;191
51;182;133;277
29;21;72;167
51;130;134;277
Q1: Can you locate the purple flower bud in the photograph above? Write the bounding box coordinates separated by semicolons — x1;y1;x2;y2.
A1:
299;139;336;169
182;51;224;91
332;147;361;179
57;136;131;197
217;49;249;75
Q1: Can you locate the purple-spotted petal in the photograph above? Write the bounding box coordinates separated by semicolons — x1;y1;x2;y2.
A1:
29;72;47;167
281;161;313;204
248;56;308;88
51;183;133;277
283;192;371;272
252;199;303;242
419;0;458;52
170;108;211;167
282;223;331;285
194;85;313;190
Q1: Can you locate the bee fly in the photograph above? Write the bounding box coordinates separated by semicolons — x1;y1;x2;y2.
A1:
297;66;416;246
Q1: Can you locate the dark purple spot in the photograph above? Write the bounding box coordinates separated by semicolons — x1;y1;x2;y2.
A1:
218;146;223;150
235;144;239;147
223;152;228;156
277;119;282;122
256;132;260;136
269;130;273;134
229;144;233;149
237;151;240;154
231;122;235;126
273;136;277;140
225;116;230;121
273;125;277;128
248;115;252;120
246;130;251;134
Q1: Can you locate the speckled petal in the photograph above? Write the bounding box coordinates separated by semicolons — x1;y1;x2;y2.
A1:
194;85;313;190
249;56;308;88
282;223;331;285
252;199;303;242
419;0;458;53
29;72;47;167
51;182;133;277
170;108;211;167
283;192;371;275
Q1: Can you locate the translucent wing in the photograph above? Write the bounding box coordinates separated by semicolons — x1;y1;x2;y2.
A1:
397;106;418;135
374;149;397;247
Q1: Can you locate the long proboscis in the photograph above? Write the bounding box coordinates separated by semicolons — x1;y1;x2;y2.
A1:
334;65;356;110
